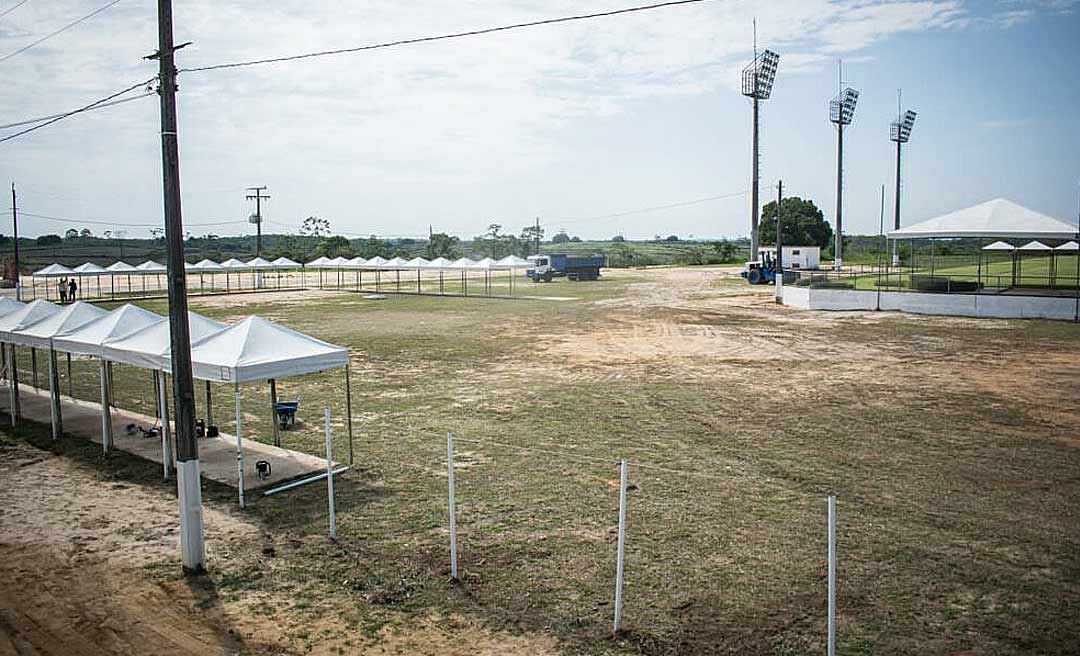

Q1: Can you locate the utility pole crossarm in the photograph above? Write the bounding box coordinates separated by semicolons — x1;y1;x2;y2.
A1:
245;186;269;258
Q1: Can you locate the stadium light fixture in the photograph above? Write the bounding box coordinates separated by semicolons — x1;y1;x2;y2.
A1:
828;66;859;271
741;39;780;262
890;95;917;265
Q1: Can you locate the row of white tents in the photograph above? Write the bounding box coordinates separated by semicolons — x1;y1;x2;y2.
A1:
982;240;1079;252
0;298;351;507
32;254;536;277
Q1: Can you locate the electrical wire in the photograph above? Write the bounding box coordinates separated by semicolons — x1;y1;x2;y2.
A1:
19;210;248;229
180;0;709;73
0;0;32;20
0;0;122;65
0;91;154;130
0;76;156;145
553;190;748;226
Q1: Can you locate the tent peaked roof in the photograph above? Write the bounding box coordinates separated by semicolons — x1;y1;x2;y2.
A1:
220;258;249;269
73;262;107;275
451;258;477;268
306;256;331;268
0;300;62;338
101;311;226;372
888;199;1078;239
403;257;429;267
189;316;348;383
422;257;451;268
51;304;162;356
191;258;223;271
0;298;25;317
246;257;274;268
135;260;166;272
344;256;366;267
106;261;137;272
1056;241;1079;251
363;256;388;267
982;240;1015;251
1018;240;1052;251
34;263;74;277
271;256;301;268
497;255;532;267
7;301;109;349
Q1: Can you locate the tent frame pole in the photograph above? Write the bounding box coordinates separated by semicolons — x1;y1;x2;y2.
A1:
48;348;62;439
235;382;246;508
270;378;280;447
205;380;213;426
99;358;112;452
157;371;174;479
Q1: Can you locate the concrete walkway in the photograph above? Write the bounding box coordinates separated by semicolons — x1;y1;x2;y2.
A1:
0;382;333;491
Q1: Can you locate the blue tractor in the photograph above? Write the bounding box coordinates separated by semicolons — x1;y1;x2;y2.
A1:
740;249;796;285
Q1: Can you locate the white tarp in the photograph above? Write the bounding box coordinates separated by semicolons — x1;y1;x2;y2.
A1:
100;312;226;372
361;256;388;269
403;257;430;268
306;256;332;269
135;260;166;273
0;300;62;341
220;258;250;270
51;304;162;357
7;301;109;349
1056;241;1079;251
246;257;274;269
982;241;1015;251
383;257;408;269
190;258;224;272
0;298;25;317
496;255;531;268
1018;240;1052;251
73;263;108;275
189;316;348;383
888;199;1079;239
106;261;137;273
421;257;451;269
34;263;74;277
271;257;301;269
343;257;366;268
450;257;477;269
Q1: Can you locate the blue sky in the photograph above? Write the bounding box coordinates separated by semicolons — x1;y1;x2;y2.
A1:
0;0;1078;241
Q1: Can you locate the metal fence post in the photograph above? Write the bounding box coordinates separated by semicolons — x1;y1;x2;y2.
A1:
447;431;459;580
614;458;629;634
325;408;337;540
828;494;837;656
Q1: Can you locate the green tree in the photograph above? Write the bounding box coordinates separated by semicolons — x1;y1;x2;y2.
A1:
357;236;394;259
711;240;740;263
758;196;833;249
611;235;625;242
665;234;680;242
426;232;461;259
37;234;62;245
315;235;353;258
64;228;78;239
519;224;544;255
300;216;331;237
551;231;571;244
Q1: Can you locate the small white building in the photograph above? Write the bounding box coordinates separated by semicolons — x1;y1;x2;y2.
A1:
761;246;820;270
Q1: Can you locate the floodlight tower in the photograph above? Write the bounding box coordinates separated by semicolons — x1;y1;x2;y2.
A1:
741;33;780;262
828;75;859;271
889;92;917;266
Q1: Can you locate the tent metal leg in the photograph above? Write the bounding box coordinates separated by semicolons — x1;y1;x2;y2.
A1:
345;362;354;465
10;345;20;422
205;380;213;425
157;372;173;479
66;354;73;397
48;348;62;439
235;383;246;508
30;347;38;389
270;378;280;447
99;359;112;452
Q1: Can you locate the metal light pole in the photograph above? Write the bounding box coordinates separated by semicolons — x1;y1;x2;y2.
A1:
889;95;917;266
150;0;204;574
10;183;19;300
829;74;859;272
741;32;779;263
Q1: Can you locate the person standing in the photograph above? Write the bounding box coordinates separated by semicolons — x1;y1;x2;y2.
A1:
68;278;77;302
59;277;68;303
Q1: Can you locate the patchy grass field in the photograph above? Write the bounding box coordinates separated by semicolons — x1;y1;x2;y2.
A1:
3;266;1080;655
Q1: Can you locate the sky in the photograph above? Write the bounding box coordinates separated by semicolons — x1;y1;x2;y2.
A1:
0;0;1078;242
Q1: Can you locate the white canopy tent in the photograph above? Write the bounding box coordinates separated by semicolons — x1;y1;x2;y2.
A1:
135;260;166;272
0;298;24;316
888;199;1079;240
106;261;139;298
34;263;74;277
51;304;163;452
982;241;1015;251
271;256;301;269
7;302;109;438
189;316;352;507
0;300;63;426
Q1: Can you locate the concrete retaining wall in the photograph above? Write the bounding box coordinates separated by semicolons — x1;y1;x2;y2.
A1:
782;285;1080;321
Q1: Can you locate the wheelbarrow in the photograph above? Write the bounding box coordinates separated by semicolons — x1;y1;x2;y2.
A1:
274;397;300;430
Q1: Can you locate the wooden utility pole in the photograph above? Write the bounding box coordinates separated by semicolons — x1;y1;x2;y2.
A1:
246;186;269;257
11;183;19;300
151;0;204;574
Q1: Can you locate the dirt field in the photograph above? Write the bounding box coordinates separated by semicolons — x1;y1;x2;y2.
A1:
2;266;1079;655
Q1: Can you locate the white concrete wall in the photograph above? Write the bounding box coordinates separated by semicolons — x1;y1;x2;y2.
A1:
784;286;1080;321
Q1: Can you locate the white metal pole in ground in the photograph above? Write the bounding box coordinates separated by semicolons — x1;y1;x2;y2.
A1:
99;359;112;451
828;494;837;656
613;458;629;635
324;408;337;539
47;348;62;439
447;431;459;580
235;382;246;508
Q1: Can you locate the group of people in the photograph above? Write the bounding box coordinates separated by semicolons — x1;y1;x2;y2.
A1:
57;277;78;303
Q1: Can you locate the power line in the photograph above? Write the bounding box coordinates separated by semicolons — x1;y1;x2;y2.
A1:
0;91;154;130
0;76;156;145
553;190;749;226
0;0;32;20
0;0;122;65
180;0;709;74
18;210;247;229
